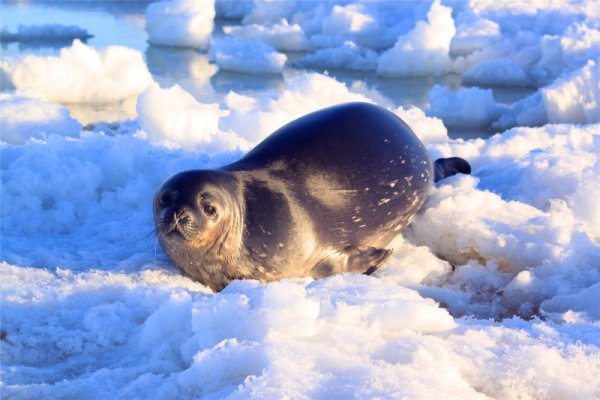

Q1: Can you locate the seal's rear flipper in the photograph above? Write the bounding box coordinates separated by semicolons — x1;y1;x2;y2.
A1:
311;246;392;278
434;157;471;182
346;246;392;275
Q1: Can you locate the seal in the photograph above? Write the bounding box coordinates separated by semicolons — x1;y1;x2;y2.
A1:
154;102;469;291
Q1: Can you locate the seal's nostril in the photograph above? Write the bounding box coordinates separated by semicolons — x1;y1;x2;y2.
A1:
174;209;192;225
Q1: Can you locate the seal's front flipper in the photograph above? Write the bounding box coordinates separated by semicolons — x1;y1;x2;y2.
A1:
345;246;392;275
311;246;392;278
434;157;471;182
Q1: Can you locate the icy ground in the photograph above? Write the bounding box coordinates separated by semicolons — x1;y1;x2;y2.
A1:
1;0;600;399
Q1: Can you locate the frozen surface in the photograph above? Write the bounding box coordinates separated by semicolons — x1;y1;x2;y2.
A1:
377;0;456;77
137;83;238;152
224;20;311;52
0;40;152;103
209;37;287;75
295;41;378;71
0;24;92;43
2;0;600;398
2;71;600;398
3;265;600;399
0;93;81;144
427;85;506;128
495;58;600;129
145;0;215;49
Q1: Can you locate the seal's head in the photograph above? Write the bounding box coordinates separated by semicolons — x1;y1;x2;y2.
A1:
153;170;243;287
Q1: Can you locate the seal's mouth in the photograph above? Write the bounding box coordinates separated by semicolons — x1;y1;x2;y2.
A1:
158;212;201;241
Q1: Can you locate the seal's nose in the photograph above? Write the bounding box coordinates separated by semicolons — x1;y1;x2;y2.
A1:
174;208;192;225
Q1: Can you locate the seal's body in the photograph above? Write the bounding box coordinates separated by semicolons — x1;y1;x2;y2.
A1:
154;103;439;291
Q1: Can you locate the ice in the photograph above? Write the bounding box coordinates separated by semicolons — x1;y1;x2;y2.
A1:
209;37;287;75
496;58;600;129
215;0;254;20
2;264;599;399
241;0;298;25
0;93;81;144
377;1;456;77
320;4;376;40
393;105;449;145
220;73;373;144
463;58;533;87
136;83;243;152
2;0;600;397
450;18;501;56
543;59;600;123
0;40;152;103
294;41;378;71
224;20;311;52
0;24;92;43
145;0;215;49
420;123;600;320
427;85;506;128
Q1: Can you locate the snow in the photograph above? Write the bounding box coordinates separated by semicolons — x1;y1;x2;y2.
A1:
427;85;506;128
0;24;92;43
2;264;599;399
542;59;600;124
223;20;311;52
377;0;456;77
145;0;215;49
136;83;241;152
2;0;600;398
209;38;287;75
0;93;81;144
495;58;600;129
221;73;373;144
295;41;378;71
450;18;501;56
0;40;152;103
463;58;533;87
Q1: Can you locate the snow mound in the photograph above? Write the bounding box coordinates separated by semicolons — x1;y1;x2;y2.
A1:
495;58;600;129
0;24;92;43
241;0;298;25
136;83;243;152
450;18;501;56
418;123;600;320
463;58;533;87
427;85;506;127
209;37;287;74
543;58;600;124
224;20;311;52
377;0;455;77
2;264;599;399
295;41;378;71
145;0;215;49
221;73;373;144
0;130;241;270
393;105;449;145
0;93;81;144
0;40;152;103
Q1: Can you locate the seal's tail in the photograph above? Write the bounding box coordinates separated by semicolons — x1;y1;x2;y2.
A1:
434;157;471;182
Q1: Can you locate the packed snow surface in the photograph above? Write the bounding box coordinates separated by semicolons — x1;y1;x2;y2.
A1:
2;0;600;399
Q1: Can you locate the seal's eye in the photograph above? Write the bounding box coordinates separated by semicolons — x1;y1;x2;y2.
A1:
158;195;171;209
158;190;178;209
203;205;217;217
